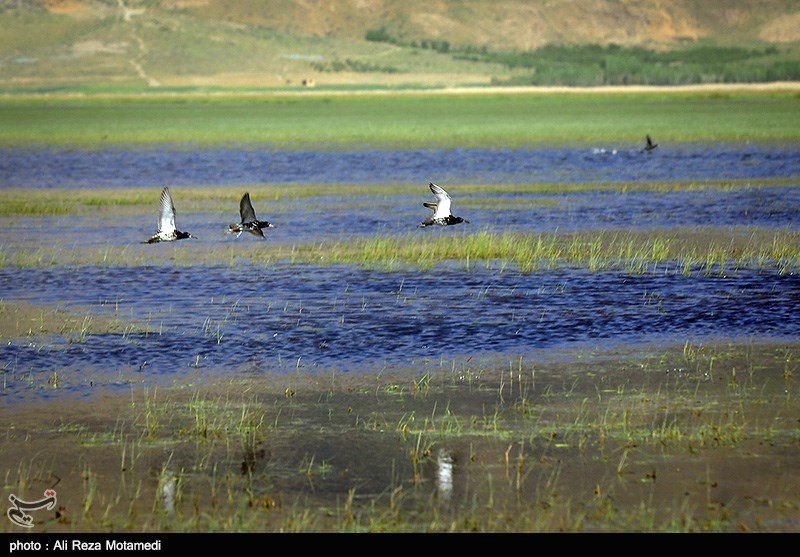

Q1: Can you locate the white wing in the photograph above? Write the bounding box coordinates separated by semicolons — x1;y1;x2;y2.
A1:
429;183;452;219
158;187;177;234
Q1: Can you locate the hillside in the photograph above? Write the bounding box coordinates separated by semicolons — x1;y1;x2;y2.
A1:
169;0;800;49
1;0;798;91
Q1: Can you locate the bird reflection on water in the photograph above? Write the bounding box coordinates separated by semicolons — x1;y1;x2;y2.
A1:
435;449;455;503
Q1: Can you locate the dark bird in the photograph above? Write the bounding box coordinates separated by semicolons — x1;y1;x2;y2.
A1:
419;182;469;227
144;187;195;244
227;192;274;238
642;134;658;152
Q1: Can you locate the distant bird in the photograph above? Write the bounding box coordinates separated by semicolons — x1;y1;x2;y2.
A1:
419;182;469;227
144;187;195;243
227;192;274;238
642;134;658;152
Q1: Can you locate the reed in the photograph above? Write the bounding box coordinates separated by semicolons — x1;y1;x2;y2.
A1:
4;226;795;275
279;229;800;275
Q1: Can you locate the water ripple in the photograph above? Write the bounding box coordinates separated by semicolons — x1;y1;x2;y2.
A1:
1;265;797;401
2;144;799;188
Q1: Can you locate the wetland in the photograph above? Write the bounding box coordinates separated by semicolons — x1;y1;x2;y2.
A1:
0;90;799;532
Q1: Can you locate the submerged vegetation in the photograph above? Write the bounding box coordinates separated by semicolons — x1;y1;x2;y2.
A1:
1;340;798;532
0;299;144;341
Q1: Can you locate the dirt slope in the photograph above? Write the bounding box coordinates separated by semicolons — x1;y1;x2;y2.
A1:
37;0;800;49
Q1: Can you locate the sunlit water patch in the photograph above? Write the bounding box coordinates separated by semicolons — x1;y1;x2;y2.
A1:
1;264;798;402
2;144;799;188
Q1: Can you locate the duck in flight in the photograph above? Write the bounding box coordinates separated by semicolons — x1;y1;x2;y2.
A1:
227;192;274;238
642;134;658;152
144;187;195;243
419;182;469;227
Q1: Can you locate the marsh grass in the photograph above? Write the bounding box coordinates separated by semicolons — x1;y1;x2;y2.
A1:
1;224;797;276
1;340;797;532
2;180;797;273
0;299;146;340
283;228;800;275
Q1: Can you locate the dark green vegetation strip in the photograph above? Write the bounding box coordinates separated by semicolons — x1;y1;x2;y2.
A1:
488;44;800;86
1;91;799;148
366;30;800;86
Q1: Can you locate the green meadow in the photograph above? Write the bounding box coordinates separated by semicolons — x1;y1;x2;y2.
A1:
1;89;799;148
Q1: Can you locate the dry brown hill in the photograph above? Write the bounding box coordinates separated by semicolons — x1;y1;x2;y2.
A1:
2;0;798;90
42;0;800;49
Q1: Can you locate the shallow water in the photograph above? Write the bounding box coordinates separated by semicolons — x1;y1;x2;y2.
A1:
1;144;799;403
3;185;800;253
2;143;799;188
1;263;798;402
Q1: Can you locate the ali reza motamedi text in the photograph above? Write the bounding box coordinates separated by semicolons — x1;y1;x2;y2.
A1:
10;539;162;551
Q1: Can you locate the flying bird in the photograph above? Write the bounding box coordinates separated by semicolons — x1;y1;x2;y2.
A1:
144;187;195;243
642;134;658;152
419;182;468;227
227;192;274;238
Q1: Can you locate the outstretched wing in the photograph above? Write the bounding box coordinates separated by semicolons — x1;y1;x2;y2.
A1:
158;187;176;234
239;192;258;223
428;183;452;219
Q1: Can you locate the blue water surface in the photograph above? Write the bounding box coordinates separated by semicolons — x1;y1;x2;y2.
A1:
1;143;799;403
1;144;799;188
1;264;798;403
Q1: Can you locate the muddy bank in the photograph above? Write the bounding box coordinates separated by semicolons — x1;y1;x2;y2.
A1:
1;339;798;532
